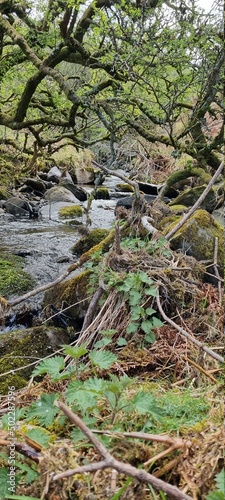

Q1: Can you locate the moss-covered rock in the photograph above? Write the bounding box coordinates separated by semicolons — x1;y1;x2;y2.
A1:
169;185;222;213
44;270;92;321
115;183;134;193
0;253;34;297
94;187;110;199
169;205;189;214
58;205;83;218
71;229;110;256
163;209;224;275
0;326;70;394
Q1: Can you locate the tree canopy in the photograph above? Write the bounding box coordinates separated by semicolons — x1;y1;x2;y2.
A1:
0;0;223;168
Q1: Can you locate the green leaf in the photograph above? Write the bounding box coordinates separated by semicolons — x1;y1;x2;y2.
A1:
5;496;41;500
138;271;153;284
70;415;97;443
89;350;117;369
62;344;88;359
144;333;156;344
206;493;225;500
117;337;128;346
94;337;112;349
32;356;65;380
83;376;107;393
151;317;164;328
145;307;156;316
145;287;158;297
25;427;51;448
215;470;225;493
131;391;162;416
126;322;138;334
25;393;59;427
0;468;13;500
130;305;145;321
141;320;154;334
129;290;142;306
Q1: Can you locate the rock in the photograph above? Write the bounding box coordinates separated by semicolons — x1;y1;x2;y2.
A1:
44;186;78;203
163;209;224;277
44;270;92;322
137;182;178;198
75;166;95;184
47;166;62;182
115;183;134;193
116;194;170;210
60;179;87;201
0;326;70;394
58;205;83;218
169;185;224;213
2;197;39;218
94;187;110;200
71;228;110;255
22;178;47;193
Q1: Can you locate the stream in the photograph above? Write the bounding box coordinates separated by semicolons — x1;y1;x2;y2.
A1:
0;180;119;331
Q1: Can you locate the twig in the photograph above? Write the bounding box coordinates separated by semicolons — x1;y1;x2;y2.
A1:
53;401;192;500
144;444;180;467
91;429;185;447
81;286;104;332
213;237;223;306
165;160;224;241
157;292;224;363
184;357;218;383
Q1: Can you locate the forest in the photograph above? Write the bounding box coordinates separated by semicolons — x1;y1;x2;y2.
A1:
0;0;224;499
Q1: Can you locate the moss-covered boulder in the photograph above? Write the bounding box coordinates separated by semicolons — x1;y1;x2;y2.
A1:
0;326;70;394
0;253;34;298
94;187;110;200
163;209;224;275
169;185;223;213
58;205;83;218
43;270;92;321
71;229;110;256
115;183;134;193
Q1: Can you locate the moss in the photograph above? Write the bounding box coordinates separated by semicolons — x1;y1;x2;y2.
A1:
169;185;217;212
169;205;189;213
0;186;8;200
0;326;69;394
94;187;110;199
116;183;134;193
163;209;224;273
0;253;34;297
71;228;110;256
58;205;83;218
44;269;92;320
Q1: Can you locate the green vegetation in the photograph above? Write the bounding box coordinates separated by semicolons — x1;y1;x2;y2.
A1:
58;205;83;218
71;228;110;255
94;187;110;199
0;254;34;297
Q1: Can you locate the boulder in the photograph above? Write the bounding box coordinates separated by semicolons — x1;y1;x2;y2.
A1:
0;326;70;394
60;179;87;201
2;197;39;218
47;166;62;182
44;186;78;203
116;194;170;210
75;166;95;184
71;228;110;255
169;185;224;213
163;209;224;277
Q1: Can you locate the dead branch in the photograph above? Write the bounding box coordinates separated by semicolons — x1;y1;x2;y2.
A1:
53;401;192;500
165;160;224;241
184;357;218;383
91;429;186;447
157;292;224;363
81;286;104;332
213;237;223;306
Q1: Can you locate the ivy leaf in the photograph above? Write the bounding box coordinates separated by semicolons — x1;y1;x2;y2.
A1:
32;356;65;380
89;350;117;369
25;393;59;427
